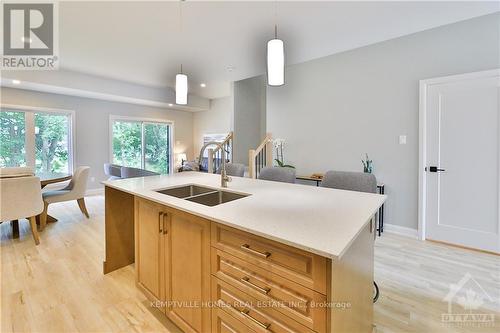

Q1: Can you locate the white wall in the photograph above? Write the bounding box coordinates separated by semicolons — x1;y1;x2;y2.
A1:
233;76;266;164
0;87;194;190
266;13;500;230
192;96;233;156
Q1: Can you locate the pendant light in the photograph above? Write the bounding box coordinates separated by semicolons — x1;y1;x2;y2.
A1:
267;1;284;86
176;0;188;105
176;64;188;105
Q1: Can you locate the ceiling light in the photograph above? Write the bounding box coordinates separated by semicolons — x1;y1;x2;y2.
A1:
21;37;32;43
168;103;173;107
200;83;206;88
12;79;21;85
267;25;285;86
176;70;188;105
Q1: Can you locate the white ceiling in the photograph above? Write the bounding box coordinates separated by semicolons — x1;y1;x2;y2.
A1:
58;1;499;99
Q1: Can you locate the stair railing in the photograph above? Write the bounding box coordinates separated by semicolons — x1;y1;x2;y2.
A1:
207;132;233;173
248;133;273;179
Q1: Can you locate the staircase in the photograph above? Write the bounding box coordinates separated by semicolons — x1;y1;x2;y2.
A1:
248;133;273;178
205;132;233;173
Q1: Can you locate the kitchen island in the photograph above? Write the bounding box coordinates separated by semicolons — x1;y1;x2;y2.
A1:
103;172;386;333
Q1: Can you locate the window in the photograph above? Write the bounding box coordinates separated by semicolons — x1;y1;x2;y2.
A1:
0;107;74;173
111;117;172;174
0;110;26;167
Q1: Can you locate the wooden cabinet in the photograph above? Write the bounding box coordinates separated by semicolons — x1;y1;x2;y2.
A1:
135;197;211;333
133;196;375;333
212;307;257;333
166;209;211;333
135;198;168;302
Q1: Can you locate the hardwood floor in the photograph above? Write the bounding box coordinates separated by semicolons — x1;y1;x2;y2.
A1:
1;195;499;333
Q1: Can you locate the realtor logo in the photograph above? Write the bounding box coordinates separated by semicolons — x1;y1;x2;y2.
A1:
442;273;495;328
1;1;58;69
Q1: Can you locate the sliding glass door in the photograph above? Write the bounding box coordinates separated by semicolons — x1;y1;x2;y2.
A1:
111;117;171;174
0;108;73;173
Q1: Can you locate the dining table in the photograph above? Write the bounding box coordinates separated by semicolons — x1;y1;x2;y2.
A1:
10;171;72;239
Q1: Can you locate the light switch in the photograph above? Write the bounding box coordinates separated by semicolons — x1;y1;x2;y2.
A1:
399;135;407;145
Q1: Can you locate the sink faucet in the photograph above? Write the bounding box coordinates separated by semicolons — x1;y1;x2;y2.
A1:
199;141;232;188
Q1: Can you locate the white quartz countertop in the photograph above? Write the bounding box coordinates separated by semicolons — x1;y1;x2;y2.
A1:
103;172;386;259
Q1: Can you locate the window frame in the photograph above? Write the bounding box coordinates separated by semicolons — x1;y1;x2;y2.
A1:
0;104;76;173
109;115;174;174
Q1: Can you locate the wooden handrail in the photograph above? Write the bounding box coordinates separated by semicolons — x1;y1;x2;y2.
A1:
254;133;272;156
248;133;273;178
212;132;233;154
207;132;233;173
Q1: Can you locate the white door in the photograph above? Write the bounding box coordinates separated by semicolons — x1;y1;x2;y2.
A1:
424;71;500;253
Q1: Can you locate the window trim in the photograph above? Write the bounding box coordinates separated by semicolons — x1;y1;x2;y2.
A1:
109;115;174;174
0;103;76;173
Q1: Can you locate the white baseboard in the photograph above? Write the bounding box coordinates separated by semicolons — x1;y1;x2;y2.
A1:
383;223;419;239
85;188;104;196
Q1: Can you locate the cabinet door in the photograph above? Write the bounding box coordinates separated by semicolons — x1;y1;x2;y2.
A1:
135;198;165;302
166;211;211;333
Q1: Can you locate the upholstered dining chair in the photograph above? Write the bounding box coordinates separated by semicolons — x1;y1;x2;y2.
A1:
321;170;377;193
0;168;43;245
217;163;246;177
258;167;296;183
40;166;90;230
320;170;379;303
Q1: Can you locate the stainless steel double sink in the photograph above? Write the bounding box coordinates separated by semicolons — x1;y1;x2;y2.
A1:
155;184;250;207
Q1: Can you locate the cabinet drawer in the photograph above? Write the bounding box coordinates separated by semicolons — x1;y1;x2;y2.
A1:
212;249;326;333
212;307;257;333
212;277;315;333
211;224;327;294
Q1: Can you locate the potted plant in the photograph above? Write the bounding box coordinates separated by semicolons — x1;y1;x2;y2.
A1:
273;138;295;168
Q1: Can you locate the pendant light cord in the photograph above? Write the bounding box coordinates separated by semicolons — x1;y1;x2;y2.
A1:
179;0;184;74
274;0;278;39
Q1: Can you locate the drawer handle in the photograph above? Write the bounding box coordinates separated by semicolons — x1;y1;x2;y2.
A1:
240;308;270;329
240;244;271;258
241;277;271;294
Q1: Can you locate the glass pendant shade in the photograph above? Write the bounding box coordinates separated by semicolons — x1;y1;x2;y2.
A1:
175;73;188;105
267;38;284;86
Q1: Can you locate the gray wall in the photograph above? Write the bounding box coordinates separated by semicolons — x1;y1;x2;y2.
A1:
193;96;233;156
233;76;266;164
266;13;500;230
0;87;194;190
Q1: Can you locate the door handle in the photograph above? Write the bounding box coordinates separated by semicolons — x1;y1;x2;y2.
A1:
158;212;164;233
163;212;168;235
427;166;445;173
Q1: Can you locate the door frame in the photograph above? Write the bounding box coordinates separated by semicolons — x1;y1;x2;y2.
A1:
418;68;500;241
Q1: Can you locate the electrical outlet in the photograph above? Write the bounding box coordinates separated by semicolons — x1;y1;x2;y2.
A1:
399;135;407;145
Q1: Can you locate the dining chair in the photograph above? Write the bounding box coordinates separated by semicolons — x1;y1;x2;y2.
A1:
258;167;296;183
216;163;246;177
320;170;377;193
0;170;43;245
0;166;35;178
40;166;90;230
320;170;379;303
